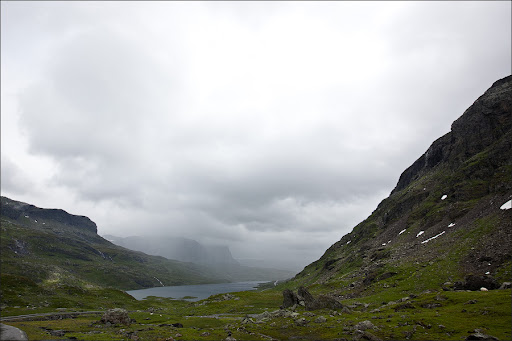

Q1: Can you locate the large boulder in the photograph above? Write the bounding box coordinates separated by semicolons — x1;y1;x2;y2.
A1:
455;275;500;291
281;289;299;308
298;286;343;311
101;308;132;325
298;286;315;304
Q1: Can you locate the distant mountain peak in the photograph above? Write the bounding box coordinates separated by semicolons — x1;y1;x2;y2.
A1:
103;234;240;265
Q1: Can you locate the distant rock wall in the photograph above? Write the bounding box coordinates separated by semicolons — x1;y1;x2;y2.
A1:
392;75;512;194
104;235;239;265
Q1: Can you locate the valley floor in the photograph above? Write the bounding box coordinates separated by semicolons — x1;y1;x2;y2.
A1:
2;288;511;341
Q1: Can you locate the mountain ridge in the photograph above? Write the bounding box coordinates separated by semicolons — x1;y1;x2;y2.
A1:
393;75;512;194
288;75;512;298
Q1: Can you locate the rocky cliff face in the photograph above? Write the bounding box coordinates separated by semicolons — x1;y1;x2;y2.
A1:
1;196;98;234
289;75;512;297
393;75;512;194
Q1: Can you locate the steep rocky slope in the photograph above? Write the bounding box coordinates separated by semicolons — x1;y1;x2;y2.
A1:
289;75;512;298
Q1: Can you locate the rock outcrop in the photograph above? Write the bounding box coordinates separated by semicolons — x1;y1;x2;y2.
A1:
281;289;299;309
283;287;343;311
393;75;512;194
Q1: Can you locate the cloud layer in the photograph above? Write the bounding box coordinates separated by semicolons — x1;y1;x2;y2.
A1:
2;2;510;270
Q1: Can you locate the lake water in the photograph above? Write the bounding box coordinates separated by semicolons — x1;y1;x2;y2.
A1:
126;281;268;301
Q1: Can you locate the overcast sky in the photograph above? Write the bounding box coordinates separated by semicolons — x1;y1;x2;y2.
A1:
1;1;510;271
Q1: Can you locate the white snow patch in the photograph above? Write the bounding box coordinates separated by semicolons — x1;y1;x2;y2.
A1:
346;240;351;245
421;231;446;244
24;215;29;218
441;195;447;200
399;229;406;235
416;231;424;237
382;243;386;246
42;222;46;225
485;272;490;275
34;220;37;223
448;223;455;227
423;188;426;191
500;200;511;210
388;240;391;244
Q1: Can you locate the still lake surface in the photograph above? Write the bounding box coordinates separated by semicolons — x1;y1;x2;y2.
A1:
126;281;268;301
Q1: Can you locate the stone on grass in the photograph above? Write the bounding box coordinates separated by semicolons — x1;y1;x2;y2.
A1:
101;308;132;326
354;329;383;341
295;318;309;326
499;282;511;289
314;316;327;323
465;332;500;340
355;320;378;331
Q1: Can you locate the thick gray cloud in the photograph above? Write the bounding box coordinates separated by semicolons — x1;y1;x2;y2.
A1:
1;1;510;271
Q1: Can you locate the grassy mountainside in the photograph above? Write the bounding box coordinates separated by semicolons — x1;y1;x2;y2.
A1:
0;196;233;309
286;76;512;300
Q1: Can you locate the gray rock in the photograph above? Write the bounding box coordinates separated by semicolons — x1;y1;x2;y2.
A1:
282;289;299;308
355;320;377;331
314;316;327;323
354;330;383;341
465;332;500;340
253;311;271;322
101;308;132;326
499;282;511;289
298;286;315;302
442;282;454;291
294;318;309;326
298;286;343;311
340;306;352;314
241;316;255;324
0;324;28;341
